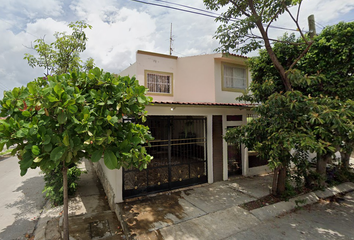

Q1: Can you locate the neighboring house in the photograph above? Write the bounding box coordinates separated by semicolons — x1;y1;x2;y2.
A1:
96;50;270;203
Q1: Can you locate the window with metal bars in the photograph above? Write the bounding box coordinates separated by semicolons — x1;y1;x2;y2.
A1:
146;71;172;94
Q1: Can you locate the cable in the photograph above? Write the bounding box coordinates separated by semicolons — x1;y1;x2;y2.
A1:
131;0;221;19
131;0;306;33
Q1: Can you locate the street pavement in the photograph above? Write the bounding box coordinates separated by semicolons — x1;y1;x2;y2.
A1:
2;153;354;240
33;159;124;240
119;176;354;240
226;191;354;240
0;155;45;240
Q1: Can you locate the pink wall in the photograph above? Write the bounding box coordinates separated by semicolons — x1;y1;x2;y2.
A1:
119;50;250;104
175;54;217;103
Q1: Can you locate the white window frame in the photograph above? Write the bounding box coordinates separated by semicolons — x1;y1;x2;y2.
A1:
145;70;173;96
221;63;248;93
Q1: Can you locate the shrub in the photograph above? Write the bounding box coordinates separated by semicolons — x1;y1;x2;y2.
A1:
43;164;82;206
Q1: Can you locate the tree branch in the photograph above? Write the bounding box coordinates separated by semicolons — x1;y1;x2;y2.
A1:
296;1;302;22
247;0;292;91
266;0;287;34
246;34;306;45
285;6;308;44
229;0;251;17
289;41;314;70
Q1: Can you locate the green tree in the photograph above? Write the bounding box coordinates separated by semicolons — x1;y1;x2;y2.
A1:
203;0;313;91
203;0;314;193
0;69;153;240
245;22;354;185
203;0;354;191
225;22;354;190
23;21;96;208
24;21;94;76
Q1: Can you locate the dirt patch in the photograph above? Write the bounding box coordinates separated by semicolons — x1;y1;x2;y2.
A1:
121;192;185;235
240;194;282;211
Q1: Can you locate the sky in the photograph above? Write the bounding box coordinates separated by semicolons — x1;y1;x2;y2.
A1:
0;0;354;99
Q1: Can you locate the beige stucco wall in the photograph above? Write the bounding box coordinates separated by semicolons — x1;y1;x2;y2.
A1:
98;104;269;203
135;51;178;102
119;62;137;78
98;159;123;203
119;51;251;105
175;54;217;102
214;56;251;104
145;105;262;182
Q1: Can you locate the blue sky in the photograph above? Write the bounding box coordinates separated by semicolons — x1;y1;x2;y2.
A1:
0;0;354;99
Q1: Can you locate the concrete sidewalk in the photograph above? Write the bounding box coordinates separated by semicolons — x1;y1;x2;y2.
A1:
117;175;354;240
34;162;354;240
34;159;125;240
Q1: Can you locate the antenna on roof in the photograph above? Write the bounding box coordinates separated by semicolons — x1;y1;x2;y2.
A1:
169;23;173;55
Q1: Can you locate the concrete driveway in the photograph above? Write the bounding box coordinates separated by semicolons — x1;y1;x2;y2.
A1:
119;174;273;239
118;174;354;240
0;155;45;240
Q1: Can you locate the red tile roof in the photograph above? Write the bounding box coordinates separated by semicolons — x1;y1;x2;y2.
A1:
151;101;252;107
222;53;248;59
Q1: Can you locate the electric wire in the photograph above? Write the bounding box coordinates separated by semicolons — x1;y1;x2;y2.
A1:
131;0;306;33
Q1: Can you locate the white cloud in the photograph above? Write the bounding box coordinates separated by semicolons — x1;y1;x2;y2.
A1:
0;0;63;19
0;0;353;99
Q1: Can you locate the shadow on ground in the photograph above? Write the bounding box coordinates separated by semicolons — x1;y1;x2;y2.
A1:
1;176;45;240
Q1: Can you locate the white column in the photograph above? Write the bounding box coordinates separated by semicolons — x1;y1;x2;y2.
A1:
222;114;228;180
207;114;213;183
115;168;123;203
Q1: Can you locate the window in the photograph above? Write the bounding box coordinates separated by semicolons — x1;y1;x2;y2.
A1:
222;63;247;92
145;70;173;95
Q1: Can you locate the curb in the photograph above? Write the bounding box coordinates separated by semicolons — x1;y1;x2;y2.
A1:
250;182;354;221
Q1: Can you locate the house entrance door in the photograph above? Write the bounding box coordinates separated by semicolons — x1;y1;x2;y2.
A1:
123;116;207;199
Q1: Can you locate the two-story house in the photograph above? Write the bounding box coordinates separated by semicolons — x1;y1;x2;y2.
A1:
96;50;270;203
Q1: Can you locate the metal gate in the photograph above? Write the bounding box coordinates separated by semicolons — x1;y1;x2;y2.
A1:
123;116;207;199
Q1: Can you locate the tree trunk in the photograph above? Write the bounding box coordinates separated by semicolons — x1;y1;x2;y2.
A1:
62;165;69;240
340;151;351;170
317;153;331;188
277;166;287;195
272;166;279;195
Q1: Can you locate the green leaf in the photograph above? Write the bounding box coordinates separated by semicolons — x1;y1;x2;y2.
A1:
12;88;20;98
104;150;117;169
137;96;145;104
110;116;118;124
0;142;5;152
22;111;31;117
68;105;78;114
58;112;67;124
43;135;51;145
27;82;36;94
63;135;70;146
54;84;64;98
47;95;59;102
20;150;33;176
132;136;142;145
44;143;53;152
50;146;66;161
66;152;73;163
33;157;42;163
91;149;103;162
31;145;40;155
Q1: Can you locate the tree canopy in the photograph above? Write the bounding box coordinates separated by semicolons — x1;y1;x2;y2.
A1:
0;69;153;175
226;21;354;191
204;0;312;91
24;21;93;76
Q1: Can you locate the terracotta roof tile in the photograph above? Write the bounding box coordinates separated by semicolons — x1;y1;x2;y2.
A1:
151;101;252;107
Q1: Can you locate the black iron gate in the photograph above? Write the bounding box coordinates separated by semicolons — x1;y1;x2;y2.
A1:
123;116;207;199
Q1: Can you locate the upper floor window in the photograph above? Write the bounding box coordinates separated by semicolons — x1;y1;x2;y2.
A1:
222;63;248;92
145;70;173;95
